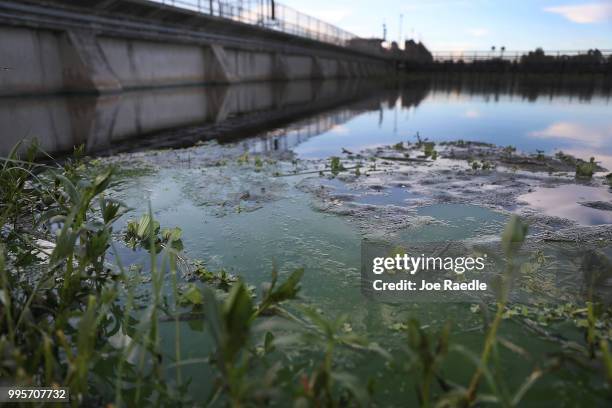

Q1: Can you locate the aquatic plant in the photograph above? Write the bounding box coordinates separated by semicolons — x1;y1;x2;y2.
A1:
468;159;492;171
330;156;345;175
415;132;425;146
402;320;451;407
576;157;597;178
177;283;204;306
393;142;406;151
465;216;528;402
503;145;516;158
237;152;250;164
556;150;576;165
124;214;184;253
423;142;438;160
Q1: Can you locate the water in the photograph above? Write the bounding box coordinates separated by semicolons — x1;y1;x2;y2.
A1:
6;75;611;405
321;178;423;205
112;168;606;405
2;76;611;169
519;184;612;225
291;77;612;170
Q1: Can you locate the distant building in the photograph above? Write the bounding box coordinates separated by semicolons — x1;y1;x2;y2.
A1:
404;39;433;63
347;38;385;53
348;37;433;63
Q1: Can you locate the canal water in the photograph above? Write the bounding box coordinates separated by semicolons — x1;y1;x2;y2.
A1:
4;74;611;405
2;75;611;166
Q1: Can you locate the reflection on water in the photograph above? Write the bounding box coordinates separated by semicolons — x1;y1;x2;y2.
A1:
290;76;612;171
0;80;382;156
1;75;611;171
519;184;612;225
320;178;422;206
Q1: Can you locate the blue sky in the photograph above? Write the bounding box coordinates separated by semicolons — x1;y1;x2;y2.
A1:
281;0;612;52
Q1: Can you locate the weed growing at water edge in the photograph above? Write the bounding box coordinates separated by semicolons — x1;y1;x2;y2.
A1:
576;157;597;178
330;156;345;175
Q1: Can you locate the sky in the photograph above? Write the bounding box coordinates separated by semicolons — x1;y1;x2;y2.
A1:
280;0;612;52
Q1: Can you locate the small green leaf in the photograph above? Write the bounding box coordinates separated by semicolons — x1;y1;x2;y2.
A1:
501;215;528;256
179;284;204;306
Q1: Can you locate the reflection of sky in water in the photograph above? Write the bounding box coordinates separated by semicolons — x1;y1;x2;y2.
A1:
294;93;612;169
321;178;422;205
518;184;612;225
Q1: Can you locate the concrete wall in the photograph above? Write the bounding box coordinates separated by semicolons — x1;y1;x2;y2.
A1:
0;22;390;96
97;37;208;88
224;49;274;82
0;26;65;94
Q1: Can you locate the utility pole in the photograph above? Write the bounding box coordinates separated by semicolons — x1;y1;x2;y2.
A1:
399;14;403;48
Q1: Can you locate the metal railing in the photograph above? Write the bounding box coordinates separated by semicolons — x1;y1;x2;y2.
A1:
150;0;359;47
432;49;612;62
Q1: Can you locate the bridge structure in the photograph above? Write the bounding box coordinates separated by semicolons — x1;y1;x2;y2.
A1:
0;0;399;96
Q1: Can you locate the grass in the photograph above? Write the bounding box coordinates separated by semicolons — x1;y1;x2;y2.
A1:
1;142;611;406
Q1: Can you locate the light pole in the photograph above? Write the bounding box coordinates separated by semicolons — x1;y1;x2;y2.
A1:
399;14;403;49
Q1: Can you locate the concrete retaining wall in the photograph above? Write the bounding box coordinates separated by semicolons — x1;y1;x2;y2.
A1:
0;26;66;94
98;37;208;88
0;22;391;96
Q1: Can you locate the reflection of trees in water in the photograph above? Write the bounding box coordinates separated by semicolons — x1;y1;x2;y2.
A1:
413;73;612;102
244;81;432;153
398;80;432;109
5;75;609;157
250;73;612;153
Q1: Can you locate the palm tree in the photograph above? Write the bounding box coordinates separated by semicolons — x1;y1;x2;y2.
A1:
491;46;496;58
500;46;506;58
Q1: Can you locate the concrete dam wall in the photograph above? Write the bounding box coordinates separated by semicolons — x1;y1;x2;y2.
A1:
0;1;394;96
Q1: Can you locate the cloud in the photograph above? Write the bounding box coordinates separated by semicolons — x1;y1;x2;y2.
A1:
544;3;612;23
464;109;481;118
466;28;489;37
562;147;612;170
426;40;481;52
402;0;472;12
531;122;612;170
297;7;351;24
330;125;350;135
529;121;612;146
